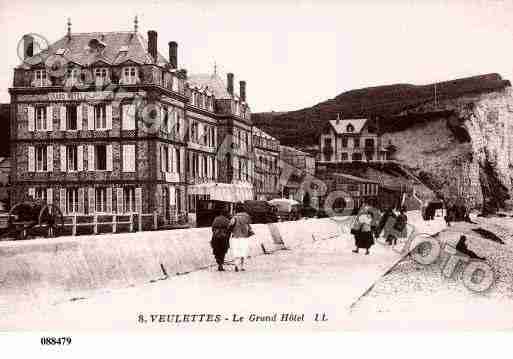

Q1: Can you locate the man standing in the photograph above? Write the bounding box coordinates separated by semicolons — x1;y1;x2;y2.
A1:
211;207;232;272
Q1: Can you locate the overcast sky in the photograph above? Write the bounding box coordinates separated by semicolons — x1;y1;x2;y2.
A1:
1;0;512;113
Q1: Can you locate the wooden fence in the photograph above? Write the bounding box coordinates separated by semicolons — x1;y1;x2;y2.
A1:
61;212;189;236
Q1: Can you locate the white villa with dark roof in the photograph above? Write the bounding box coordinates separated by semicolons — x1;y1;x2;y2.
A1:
319;116;390;163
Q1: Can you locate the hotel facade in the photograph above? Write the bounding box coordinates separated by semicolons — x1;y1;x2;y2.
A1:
9;23;257;225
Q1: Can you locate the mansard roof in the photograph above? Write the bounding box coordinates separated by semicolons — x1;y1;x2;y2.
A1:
19;31;168;69
187;73;238;100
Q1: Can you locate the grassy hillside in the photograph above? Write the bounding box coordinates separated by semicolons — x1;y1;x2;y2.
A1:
253;73;510;147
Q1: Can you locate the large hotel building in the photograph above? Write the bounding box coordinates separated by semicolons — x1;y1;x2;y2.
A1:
8;21;260;225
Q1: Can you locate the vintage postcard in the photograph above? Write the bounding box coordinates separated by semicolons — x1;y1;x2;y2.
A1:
1;1;513;349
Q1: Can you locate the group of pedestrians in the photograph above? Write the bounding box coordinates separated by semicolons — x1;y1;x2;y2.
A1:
350;206;408;255
210;203;255;272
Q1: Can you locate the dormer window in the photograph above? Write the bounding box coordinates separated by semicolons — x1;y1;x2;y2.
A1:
190;91;195;106
122;66;138;85
66;67;81;86
346;124;354;132
234;101;240;116
199;94;205;109
34;69;48;87
172;76;178;92
94;67;109;85
206;96;212;112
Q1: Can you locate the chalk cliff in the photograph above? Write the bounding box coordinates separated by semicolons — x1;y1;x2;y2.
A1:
384;88;513;212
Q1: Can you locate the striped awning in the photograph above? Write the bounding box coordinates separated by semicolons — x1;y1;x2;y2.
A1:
188;182;254;202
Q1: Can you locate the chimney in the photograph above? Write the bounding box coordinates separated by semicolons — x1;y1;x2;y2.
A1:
239;81;246;102
227;73;234;95
147;30;158;62
23;34;34;59
336;113;340;124
168;41;178;69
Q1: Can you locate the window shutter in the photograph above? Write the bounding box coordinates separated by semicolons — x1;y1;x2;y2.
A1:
106;104;112;130
135;187;142;213
47;145;53;172
87;105;94;130
168;146;173;174
130;104;136;129
180;147;185;175
28;187;35;199
214;158;217;180
88;187;95;214
160;107;165;132
28;146;35;172
122;145;135;172
174;148;179;173
76;104;82;130
46;105;52;131
47;188;53;205
106;144;113;171
27;106;35;132
106;187;112;213
160;145;165;172
60;106;66;130
122;145;128;172
60;188;66;214
88;145;95;171
167;108;173;133
60;145;66;172
169;185;176;205
78;188;85;214
201;155;205;178
122;105;127;130
117;187;123;213
77;145;83;171
122;104;136;130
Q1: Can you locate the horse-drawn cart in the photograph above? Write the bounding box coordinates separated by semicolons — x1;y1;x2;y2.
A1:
0;200;64;240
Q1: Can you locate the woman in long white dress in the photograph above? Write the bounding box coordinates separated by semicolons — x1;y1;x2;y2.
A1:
229;206;254;272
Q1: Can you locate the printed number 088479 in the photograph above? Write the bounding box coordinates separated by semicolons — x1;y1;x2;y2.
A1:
40;337;72;345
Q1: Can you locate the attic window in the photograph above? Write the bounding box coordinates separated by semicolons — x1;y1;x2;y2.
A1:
56;48;66;55
119;45;128;53
346;124;354;132
88;38;106;52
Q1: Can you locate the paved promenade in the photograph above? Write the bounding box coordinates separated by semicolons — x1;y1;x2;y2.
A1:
1;213;446;331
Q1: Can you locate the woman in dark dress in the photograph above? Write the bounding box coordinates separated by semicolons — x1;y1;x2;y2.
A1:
376;207;395;238
210;208;232;271
352;212;374;255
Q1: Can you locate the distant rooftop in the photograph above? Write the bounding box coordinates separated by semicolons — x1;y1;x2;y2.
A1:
331;172;380;184
329;118;368;134
252;126;277;141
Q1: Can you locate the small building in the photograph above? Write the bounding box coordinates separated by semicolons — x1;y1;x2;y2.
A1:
319;116;389;163
280;145;315;175
317;172;380;211
252;127;280;200
279;145;315;203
